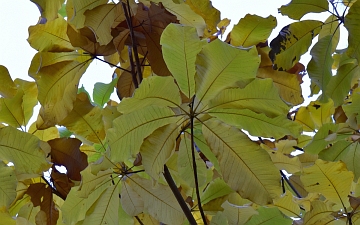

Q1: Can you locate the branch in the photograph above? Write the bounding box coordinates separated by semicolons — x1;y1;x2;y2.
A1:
93;56;131;73
280;171;302;198
163;165;197;225
127;45;139;88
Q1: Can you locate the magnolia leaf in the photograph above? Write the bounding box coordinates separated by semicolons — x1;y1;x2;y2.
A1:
161;23;204;98
102;104;122;131
30;0;64;22
184;0;220;37
0;65;17;98
28;122;59;142
267;149;302;174
295;107;316;132
208;78;289;118
60;187;88;224
70;0;108;28
126;175;186;225
93;77;118;107
121;178;144;216
33;59;91;129
343;87;360;123
0;162;17;209
344;0;360;62
257;67;304;105
48;138;88;181
269;20;322;71
116;69;135;101
202;119;281;205
301;159;353;208
17;202;40;225
141;123;179;181
51;168;74;198
77;166;112;198
195;39;260;106
193;132;221;172
244;207;292;225
0;126;51;174
209;108;301;139
307;35;333;100
118;76;182;114
319;15;340;53
84;3;125;45
221;201;258;225
28;17;74;52
303;200;335;225
107;105;181;163
279;0;329;20
210;212;228;225
201;178;233;205
59;92;106;144
273;191;301;218
177;134;209;188
230;14;277;47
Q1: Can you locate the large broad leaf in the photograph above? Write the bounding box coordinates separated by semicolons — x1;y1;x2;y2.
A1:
195;39;260;106
244;207;292;225
303;200;336;225
344;0;360;62
0;65;17;98
107;105;181;163
301;159;353;209
84;3;125;45
161;24;204;98
69;0;108;28
124;175;186;225
59;92;106;144
77;166;113;198
118;76;182;114
28;17;74;52
93;77;118;107
279;0;329;20
202;119;281;205
0;126;51;174
121;178;144;216
319;15;341;53
220;201;258;225
269;20;322;71
209;108;301;139
201;178;233;205
208;78;289;118
307;35;333;100
230;14;277;47
140;124;179;181
273;191;301;218
0;162;17;209
30;0;64;22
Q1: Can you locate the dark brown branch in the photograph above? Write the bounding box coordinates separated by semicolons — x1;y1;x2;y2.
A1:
163;165;197;225
280;171;302;198
93;56;132;73
127;46;139;88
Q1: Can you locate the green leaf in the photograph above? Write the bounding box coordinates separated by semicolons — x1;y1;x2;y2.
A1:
244;207;292;225
202;119;281;205
279;0;329;20
270;20;323;71
221;201;258;225
0;162;17;209
58;126;73;138
344;0;360;62
93;77;118;107
161;24;204;98
201;178;233;205
195;39;260;106
319;15;340;53
230;14;277;47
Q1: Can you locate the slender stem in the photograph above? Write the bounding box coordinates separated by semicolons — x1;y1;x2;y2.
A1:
127;46;139;88
163;165;197;225
280;171;302;198
135;216;145;225
93;56;132;73
190;97;207;225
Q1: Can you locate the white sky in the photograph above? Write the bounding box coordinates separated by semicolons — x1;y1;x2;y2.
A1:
0;1;348;118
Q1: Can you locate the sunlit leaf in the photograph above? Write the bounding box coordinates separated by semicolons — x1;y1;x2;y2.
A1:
273;191;301;218
202;119;281;205
201;178;233;205
69;0;108;28
244;207;292;225
28;123;59;142
344;0;360;62
0;65;17;98
270;20;322;71
30;0;64;22
279;0;329;20
221;201;258;225
303;200;335;224
93;77;118;107
0;162;17;209
230;14;277;47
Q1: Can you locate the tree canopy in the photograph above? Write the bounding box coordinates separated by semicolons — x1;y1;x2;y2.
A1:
1;0;360;224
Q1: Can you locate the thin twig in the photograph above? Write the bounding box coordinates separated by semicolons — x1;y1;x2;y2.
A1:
93;56;132;73
135;216;145;225
127;46;139;88
163;165;196;225
280;171;302;198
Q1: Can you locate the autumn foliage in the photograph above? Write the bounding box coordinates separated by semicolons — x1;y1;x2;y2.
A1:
1;0;360;224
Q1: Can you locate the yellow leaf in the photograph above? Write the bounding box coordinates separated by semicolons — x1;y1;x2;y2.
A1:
202;119;281;205
273;191;301;218
77;166;112;198
230;14;277;47
28;17;74;52
121;178;144;217
301;159;353;209
221;201;258;225
0;126;51;175
30;0;64;22
28;123;59;142
0;65;17;98
266;149;302;174
303;200;335;225
70;0;108;28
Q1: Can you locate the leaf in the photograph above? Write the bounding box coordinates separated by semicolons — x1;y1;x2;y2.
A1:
0;65;17;98
125;175;186;225
141;124;179;181
344;0;360;62
307;35;333;100
221;201;258;225
303;200;335;225
201;178;233;205
195;39;260;106
93;77;118;107
0;126;51;174
300;159;353;208
77;166;112;198
51;168;74;198
273;191;301;218
209;108;301;139
28;17;74;52
319;15;341;53
202;119;281;205
0;162;17;209
121;178;144;216
244;207;292;225
230;14;277;47
279;0;329;20
28;123;59;142
107;105;181;163
48;138;88;181
208;78;290;118
266;148;302;174
116;69;136;100
59;92;106;144
84;3;125;45
304;123;338;154
70;0;108;28
30;0;64;22
269;20;323;71
161;23;204;98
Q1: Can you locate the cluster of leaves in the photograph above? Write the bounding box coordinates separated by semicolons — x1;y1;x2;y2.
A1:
1;0;360;224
